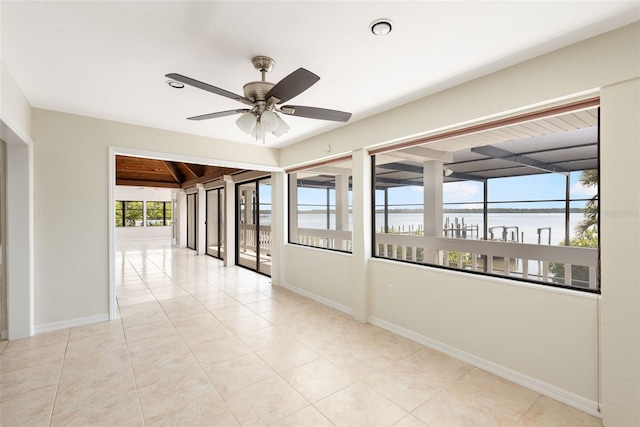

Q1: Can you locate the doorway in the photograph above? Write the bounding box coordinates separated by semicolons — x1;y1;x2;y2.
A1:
236;177;272;276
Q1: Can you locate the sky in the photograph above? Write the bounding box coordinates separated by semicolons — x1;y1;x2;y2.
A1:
294;170;597;210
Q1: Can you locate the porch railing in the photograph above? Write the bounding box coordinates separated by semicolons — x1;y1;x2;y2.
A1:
295;228;353;251
375;233;598;290
238;224;272;256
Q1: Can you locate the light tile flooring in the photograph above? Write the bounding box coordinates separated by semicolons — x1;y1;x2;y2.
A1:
1;241;603;426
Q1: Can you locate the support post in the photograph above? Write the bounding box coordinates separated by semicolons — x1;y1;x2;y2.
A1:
223;176;236;267
197;184;206;255
288;173;298;244
335;174;350;251
423;161;443;264
351;149;371;323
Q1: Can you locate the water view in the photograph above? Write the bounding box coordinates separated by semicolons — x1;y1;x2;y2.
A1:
297;212;585;246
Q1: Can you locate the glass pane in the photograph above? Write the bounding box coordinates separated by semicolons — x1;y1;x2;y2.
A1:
219;188;225;257
146;201;165;226
186;194;196;250
124;201;143;227
237;182;257;270
258;179;272;275
206;190;220;258
488;174;566;202
289;160;353;252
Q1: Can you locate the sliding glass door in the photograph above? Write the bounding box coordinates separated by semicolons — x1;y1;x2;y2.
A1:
236;177;272;275
186;193;197;251
206;187;224;259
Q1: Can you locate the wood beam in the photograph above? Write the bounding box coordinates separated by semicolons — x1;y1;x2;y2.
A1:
178;163;199;180
162;161;184;183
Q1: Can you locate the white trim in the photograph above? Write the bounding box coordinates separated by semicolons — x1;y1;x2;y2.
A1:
284;242;353;258
35;314;110;334
283;282;353;316
370;257;601;301
368;315;601;418
0;117;33;147
108;147;116;320
112;146;282;173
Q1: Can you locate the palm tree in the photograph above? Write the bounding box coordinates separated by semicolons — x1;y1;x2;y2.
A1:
577;170;598;235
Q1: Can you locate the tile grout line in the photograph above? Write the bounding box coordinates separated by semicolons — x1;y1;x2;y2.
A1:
133;256;244;426
46;328;71;427
121;249;154;426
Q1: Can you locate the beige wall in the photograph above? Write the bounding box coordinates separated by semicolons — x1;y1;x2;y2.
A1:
600;77;640;427
31;110;279;326
284;245;352;309
280;21;640;423
369;260;599;399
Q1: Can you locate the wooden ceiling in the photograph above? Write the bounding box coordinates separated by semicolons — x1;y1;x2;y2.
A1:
116;156;245;188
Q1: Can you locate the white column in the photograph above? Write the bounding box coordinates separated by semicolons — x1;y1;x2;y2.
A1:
270;172;286;287
351;149;371;323
335;174;350;250
5;140;34;339
223;176;236;267
177;190;187;248
288;173;298;243
197;184;206;255
423;160;444;264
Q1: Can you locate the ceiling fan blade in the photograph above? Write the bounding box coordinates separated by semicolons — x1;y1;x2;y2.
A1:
266;68;320;104
280;105;352;122
166;73;254;106
187;109;250;121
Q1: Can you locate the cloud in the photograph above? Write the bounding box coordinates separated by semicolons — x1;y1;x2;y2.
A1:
443;182;482;202
571;181;597;197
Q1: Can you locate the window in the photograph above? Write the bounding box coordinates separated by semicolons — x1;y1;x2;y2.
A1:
146;201;172;226
373;104;599;292
288;158;353;252
115;201;143;227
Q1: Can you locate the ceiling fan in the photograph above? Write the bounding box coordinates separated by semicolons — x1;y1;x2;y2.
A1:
166;56;352;142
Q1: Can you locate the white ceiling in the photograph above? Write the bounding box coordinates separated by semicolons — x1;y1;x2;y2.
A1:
1;1;638;148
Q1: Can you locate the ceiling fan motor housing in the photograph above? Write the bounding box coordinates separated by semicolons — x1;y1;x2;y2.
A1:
243;81;275;104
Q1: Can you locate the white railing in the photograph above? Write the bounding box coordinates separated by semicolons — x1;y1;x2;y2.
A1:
296;228;352;251
238;224;272;256
376;233;598;290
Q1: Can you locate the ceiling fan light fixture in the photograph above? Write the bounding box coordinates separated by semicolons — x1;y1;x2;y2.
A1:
370;19;393;36
251;121;266;143
236;111;257;134
273;114;290;137
259;110;279;132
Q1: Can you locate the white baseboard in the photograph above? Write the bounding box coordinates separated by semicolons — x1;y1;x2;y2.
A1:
35;313;110;334
368;316;601;418
282;282;353;316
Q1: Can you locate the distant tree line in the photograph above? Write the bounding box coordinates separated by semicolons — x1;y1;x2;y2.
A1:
297;207;587;214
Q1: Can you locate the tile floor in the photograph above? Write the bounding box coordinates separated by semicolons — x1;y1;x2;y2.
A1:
1;241;603;426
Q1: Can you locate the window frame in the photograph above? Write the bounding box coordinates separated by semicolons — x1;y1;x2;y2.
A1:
287;158;354;254
370;100;600;293
145;201;172;226
115;200;144;227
